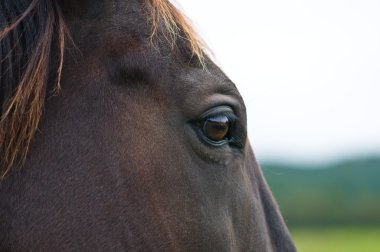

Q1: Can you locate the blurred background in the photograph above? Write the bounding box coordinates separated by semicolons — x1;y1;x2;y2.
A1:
175;0;380;251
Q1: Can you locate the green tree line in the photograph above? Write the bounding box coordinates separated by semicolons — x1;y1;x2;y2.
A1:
262;157;380;226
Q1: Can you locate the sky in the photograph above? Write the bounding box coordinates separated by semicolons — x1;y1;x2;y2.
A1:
173;0;380;164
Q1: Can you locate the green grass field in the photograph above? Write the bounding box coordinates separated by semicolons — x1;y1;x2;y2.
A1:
290;226;380;252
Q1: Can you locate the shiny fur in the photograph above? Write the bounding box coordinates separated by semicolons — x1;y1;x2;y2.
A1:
0;1;296;251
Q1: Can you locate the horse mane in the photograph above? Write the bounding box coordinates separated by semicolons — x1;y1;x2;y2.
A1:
0;0;66;180
0;0;204;180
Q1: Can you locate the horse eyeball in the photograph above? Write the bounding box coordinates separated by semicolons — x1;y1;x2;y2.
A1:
202;115;230;142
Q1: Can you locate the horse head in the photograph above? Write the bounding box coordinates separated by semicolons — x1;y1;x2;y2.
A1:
0;0;296;251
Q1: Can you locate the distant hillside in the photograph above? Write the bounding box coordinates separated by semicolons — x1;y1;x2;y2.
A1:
261;157;380;226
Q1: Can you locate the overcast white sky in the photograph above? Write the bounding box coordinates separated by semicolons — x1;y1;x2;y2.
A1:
174;0;380;164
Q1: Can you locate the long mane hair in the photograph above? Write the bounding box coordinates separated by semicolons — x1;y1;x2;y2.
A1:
0;0;66;179
0;0;204;180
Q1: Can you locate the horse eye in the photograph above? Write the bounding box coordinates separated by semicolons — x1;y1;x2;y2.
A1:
202;115;230;142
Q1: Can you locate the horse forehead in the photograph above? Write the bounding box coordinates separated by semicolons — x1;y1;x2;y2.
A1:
62;0;144;20
63;1;238;100
67;19;147;56
62;1;148;48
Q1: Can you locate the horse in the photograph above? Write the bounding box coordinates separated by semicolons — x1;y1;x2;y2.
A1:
0;0;296;251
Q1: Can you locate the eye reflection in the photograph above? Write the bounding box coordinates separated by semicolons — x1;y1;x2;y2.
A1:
202;115;230;142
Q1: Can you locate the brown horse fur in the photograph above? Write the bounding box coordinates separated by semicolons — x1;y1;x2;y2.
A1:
0;0;202;180
0;0;297;251
0;0;66;179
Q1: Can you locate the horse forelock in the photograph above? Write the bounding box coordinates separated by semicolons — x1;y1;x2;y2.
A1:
147;0;206;65
0;0;205;181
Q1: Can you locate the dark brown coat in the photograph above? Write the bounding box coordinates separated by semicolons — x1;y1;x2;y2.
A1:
0;1;296;251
